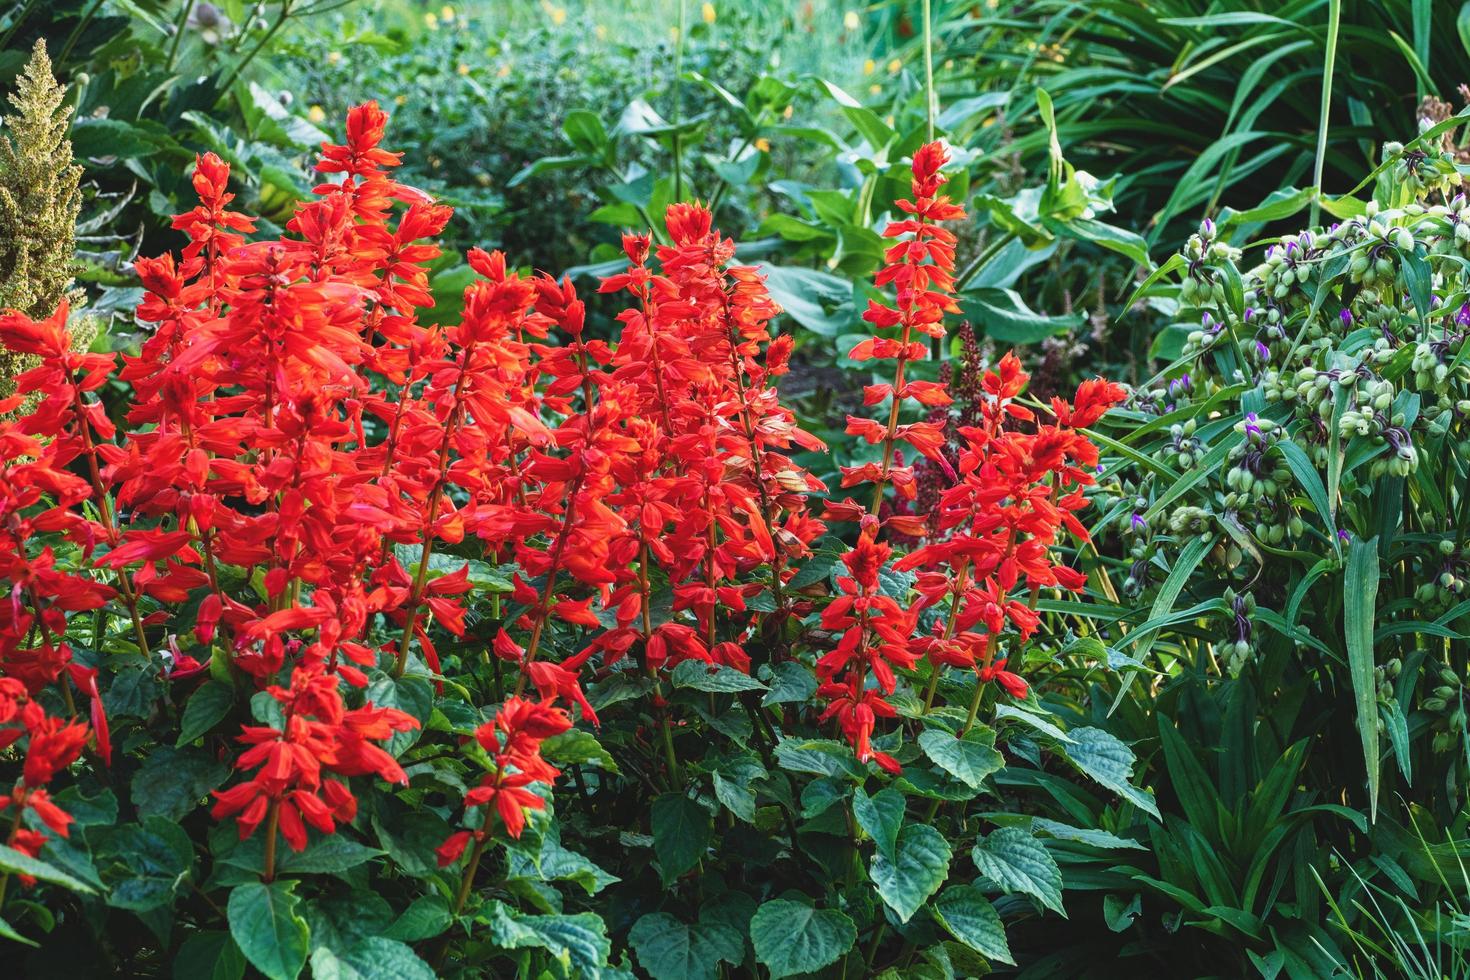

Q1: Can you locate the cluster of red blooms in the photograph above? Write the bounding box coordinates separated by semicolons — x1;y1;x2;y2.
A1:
0;302;130;879
436;696;571;865
0;104;1124;872
818;141;1126;767
0;101;834;862
212;669;417;852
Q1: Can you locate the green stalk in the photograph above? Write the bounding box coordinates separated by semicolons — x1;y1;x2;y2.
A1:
922;0;936;142
166;0;199;71
1309;0;1341;229
672;0;688;202
57;0;105;65
216;0;294;95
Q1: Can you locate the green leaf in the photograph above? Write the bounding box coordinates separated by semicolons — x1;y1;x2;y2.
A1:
971;828;1065;916
71;117;165;159
918;726;1004;790
540;729;620;773
96;817;193;910
712;755;764;824
228;881;310;980
1053;216;1151;268
1104;893;1142;933
277;836;383;875
756;264;853;336
133;745;229;822
762;662;817;707
371;810;453;879
773;737;863;779
671;660;768;693
871;824;952;923
308;938;434;980
382;895;451;942
1030;818;1145;850
0;843;96;894
1346;535;1382;821
961;287;1084;344
853;786;905;864
562;109;608;154
174;931;247;980
485;904;611;975
749;899;856;979
651;794;710;885
993;703;1073;743
932;885;1013;965
1061;727;1160;819
506;823;619;896
177;681;236;746
628;912;744;980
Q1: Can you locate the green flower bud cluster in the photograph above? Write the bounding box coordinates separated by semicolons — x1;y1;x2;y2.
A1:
1382;138;1463;201
1413;537;1469;615
1167;417;1203;469
1222;414;1303;544
1423;663;1466;754
1221;587;1256;677
1258;231;1324;300
1177;218;1240;307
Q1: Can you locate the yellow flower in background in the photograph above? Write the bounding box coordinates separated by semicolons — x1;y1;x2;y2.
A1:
497;62;512;77
456;63;469;75
440;4;455;20
307;104;326;123
869;83;881;95
326;51;341;65
423;11;438;29
782;104;793;119
595;25;607;39
887;57;901;74
843;10;860;31
670;25;681;42
540;0;566;25
863;58;875;75
702;3;716;24
394;94;407;105
754;137;771;152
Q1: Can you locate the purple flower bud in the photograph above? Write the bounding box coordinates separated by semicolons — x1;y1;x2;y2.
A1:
1131;514;1147;531
1457;303;1470;328
1339;309;1353;327
1337;529;1351;542
1255;340;1270;361
1243;307;1255;321
1200;218;1215;238
1244;412;1261;439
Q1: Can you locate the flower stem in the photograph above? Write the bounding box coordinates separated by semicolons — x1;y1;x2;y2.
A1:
452;836;487;916
261;799;280;882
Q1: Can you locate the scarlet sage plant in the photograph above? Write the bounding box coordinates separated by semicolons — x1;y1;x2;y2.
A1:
0;106;1141;979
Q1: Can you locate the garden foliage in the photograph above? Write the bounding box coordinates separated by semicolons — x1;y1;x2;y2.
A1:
0;99;1146;978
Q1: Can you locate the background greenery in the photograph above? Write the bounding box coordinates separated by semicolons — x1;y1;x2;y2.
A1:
6;0;1470;975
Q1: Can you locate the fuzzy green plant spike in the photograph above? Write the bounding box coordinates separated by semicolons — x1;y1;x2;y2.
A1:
0;39;93;401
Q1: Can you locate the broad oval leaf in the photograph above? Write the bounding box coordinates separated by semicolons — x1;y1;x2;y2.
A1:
749;899;856;979
970;828;1065;916
932;885;1013;965
227;881;310;980
871;824;952;922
